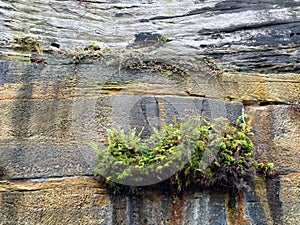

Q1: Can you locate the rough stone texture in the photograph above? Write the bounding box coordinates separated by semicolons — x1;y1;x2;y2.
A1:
280;173;300;225
0;177;111;225
2;176;295;225
216;73;300;104
0;0;300;224
0;57;299;224
245;105;300;225
245;105;300;172
1;0;300;73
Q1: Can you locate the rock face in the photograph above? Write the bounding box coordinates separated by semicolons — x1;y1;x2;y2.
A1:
0;1;300;225
1;0;300;73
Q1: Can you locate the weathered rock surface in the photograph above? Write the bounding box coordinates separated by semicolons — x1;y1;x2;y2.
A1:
246;105;300;172
1;176;298;225
1;0;300;73
0;57;243;179
0;177;110;225
0;55;299;224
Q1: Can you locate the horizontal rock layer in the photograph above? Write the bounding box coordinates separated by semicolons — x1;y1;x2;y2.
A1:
1;176;299;225
1;0;300;73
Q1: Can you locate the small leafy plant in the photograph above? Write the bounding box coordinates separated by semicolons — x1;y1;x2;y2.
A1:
125;60;188;76
67;47;189;76
202;57;223;76
91;115;273;193
157;36;169;43
255;154;275;177
68;47;105;65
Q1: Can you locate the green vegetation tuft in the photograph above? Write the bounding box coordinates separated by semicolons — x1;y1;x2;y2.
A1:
90;115;275;193
13;36;43;54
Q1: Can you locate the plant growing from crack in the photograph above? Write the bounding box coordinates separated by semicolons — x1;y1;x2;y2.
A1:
65;45;225;80
67;47;190;76
13;36;43;54
256;154;275;177
125;60;188;76
202;57;223;76
157;35;169;43
68;44;105;64
90;115;275;194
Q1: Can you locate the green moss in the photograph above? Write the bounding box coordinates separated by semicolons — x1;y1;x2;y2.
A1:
90;115;273;194
157;35;169;43
66;47;191;76
65;45;223;78
13;36;43;54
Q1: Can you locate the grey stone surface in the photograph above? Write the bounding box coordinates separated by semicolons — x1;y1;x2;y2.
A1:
111;95;242;136
1;0;300;73
0;56;242;180
245;202;269;225
0;94;242;180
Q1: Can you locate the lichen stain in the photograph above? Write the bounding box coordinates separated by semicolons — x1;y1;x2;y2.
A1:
167;196;185;225
253;77;270;101
226;192;254;225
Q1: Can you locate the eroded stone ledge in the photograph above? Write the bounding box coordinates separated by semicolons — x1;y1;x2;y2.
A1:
0;175;299;225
